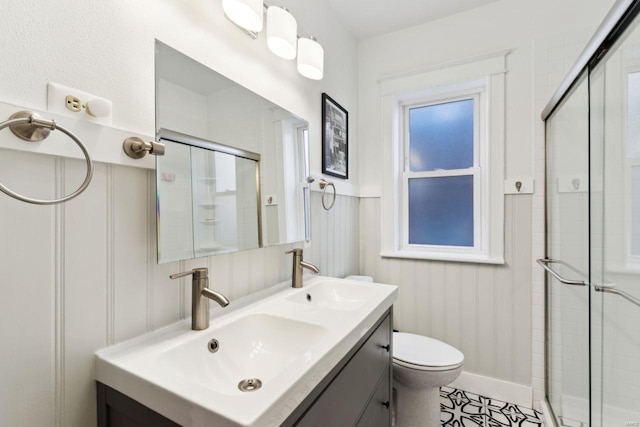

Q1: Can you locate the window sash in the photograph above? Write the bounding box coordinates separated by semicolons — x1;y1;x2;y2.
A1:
403;92;481;172
401;169;481;252
401;91;483;255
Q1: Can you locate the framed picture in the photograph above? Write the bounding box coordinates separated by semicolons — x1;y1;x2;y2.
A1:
322;93;348;179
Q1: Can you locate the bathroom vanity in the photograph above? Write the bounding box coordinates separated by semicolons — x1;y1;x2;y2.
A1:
95;277;397;427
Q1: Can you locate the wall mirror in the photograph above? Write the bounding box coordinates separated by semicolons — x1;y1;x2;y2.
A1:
155;41;311;264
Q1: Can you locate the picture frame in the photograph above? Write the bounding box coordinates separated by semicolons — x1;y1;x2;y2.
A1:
322;93;348;179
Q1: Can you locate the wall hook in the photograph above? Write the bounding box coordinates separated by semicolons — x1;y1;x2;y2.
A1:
572;178;580;190
515;181;522;192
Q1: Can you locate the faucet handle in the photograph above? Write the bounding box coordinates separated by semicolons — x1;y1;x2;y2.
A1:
170;267;208;280
285;248;303;255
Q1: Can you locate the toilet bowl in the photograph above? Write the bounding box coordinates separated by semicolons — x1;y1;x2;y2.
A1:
393;332;464;427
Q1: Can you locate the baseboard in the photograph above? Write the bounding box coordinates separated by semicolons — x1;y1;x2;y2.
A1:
448;371;533;408
540;399;558;427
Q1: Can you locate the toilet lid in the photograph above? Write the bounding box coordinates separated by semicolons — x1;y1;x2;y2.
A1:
393;332;464;368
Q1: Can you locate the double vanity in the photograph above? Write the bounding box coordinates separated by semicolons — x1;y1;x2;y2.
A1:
95;276;397;426
94;41;398;427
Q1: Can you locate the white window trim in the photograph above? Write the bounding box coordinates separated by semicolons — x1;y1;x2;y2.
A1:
623;65;640;271
628;158;640;269
380;52;507;264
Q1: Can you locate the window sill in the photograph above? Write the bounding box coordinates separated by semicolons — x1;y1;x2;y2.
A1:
380;250;505;265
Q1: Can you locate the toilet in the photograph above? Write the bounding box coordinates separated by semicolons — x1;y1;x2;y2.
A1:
344;275;464;426
393;332;464;427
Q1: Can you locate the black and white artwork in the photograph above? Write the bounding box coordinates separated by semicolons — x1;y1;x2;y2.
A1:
322;93;348;179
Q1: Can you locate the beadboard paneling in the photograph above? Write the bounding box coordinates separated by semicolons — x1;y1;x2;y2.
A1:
304;191;360;279
63;160;108;427
113;165;151;343
359;195;533;387
0;148;360;427
0;150;57;427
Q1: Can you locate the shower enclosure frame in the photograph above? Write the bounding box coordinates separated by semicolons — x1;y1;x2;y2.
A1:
541;1;640;426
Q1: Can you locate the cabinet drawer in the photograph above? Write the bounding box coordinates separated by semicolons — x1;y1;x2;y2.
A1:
296;315;391;427
357;370;391;427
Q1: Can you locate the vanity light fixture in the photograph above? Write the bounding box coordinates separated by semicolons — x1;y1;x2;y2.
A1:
221;2;324;80
297;36;324;80
222;0;264;33
266;6;297;59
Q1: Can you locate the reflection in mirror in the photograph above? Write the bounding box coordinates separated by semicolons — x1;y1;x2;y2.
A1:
157;130;261;263
155;41;310;263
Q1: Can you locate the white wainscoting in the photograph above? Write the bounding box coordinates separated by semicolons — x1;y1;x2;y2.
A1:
0;148;359;427
360;195;533;398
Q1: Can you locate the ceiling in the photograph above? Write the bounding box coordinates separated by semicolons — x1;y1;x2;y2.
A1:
324;0;501;40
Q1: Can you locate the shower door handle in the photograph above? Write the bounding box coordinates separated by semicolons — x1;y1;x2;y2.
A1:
536;259;586;286
595;285;640;308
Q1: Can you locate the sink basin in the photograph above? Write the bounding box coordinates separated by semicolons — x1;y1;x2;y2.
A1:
95;276;397;427
156;314;327;395
286;280;379;311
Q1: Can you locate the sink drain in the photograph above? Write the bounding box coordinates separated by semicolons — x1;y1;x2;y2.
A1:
208;339;220;353
238;378;262;392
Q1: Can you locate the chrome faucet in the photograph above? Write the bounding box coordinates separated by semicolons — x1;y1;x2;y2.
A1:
286;248;319;288
170;268;230;330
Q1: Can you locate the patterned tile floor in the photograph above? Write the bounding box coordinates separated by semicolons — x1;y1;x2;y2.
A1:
441;386;545;426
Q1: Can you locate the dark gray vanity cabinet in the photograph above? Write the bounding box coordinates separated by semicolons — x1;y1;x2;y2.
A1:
291;312;392;427
97;383;180;427
96;309;392;427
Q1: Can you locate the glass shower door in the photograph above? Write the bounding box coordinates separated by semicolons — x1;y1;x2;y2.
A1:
589;14;640;427
544;74;591;427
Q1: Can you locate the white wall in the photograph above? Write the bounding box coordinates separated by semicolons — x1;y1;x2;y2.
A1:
0;1;360;426
0;0;361;196
358;0;614;405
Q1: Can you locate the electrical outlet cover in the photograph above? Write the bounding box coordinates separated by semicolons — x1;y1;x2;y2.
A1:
47;82;112;126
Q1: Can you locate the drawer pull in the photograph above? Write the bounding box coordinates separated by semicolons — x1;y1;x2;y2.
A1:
382;400;390;409
380;344;390;352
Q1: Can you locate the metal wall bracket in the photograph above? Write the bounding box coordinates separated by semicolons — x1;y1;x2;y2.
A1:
8;110;55;142
123;136;165;159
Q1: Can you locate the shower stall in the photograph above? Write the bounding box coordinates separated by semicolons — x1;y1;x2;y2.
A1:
541;1;640;426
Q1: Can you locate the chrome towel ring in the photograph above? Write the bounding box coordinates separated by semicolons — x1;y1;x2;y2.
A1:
318;178;336;210
0;110;93;205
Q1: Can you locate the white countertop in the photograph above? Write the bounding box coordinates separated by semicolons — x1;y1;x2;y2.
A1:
95;276;397;426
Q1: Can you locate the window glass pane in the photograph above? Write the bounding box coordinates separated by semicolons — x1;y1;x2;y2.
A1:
409;99;474;172
632;166;640;255
408;175;474;247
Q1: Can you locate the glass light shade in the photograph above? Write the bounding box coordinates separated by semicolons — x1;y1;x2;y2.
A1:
267;6;297;60
222;0;264;33
297;37;324;80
